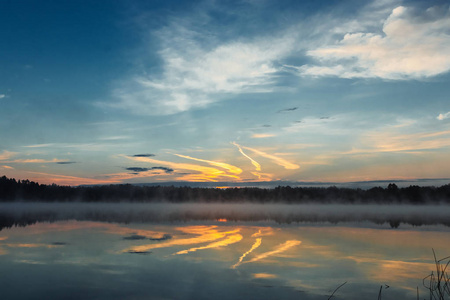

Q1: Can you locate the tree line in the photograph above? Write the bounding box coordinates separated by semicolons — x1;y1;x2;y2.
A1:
1;176;450;204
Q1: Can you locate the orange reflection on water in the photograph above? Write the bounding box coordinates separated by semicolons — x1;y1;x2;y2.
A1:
231;237;262;269
176;233;243;255
124;226;241;253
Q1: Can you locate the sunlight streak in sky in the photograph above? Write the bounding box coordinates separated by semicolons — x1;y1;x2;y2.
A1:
232;142;261;171
173;154;242;174
242;146;300;170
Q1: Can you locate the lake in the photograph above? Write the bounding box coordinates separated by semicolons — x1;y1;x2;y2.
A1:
1;203;450;299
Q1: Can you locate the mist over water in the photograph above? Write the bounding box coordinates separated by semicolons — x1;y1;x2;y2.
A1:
2;202;450;229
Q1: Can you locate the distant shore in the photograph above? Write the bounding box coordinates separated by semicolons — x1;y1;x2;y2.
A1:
1;176;450;204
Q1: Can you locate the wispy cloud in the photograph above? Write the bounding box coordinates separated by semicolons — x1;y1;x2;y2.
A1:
1;165;14;169
9;158;69;164
128;155;240;181
111;7;294;115
0;151;17;161
0;94;6;99
437;112;450;121
242;146;300;170
232;142;261;171
173;153;242;175
132;154;155;157
125;166;173;173
251;133;275;139
298;5;450;80
26;172;119;186
277;107;298;113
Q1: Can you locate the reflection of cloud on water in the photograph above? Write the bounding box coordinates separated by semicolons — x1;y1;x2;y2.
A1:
231;238;262;269
347;256;435;289
251;227;274;237
241;240;301;265
124;226;241;254
253;273;278;279
127;250;152;255
175;234;243;255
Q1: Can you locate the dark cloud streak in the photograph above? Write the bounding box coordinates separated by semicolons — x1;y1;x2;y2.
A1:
133;154;155;157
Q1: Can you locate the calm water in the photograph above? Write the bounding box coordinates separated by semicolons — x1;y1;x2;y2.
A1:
1;218;449;300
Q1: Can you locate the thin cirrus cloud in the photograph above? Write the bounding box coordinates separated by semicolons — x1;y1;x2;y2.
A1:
437;112;450;121
297;5;450;80
111;11;294;115
172;153;242;175
241;145;300;170
0;150;17;161
251;133;275;139
232;142;261;171
127;154;241;181
125;167;174;173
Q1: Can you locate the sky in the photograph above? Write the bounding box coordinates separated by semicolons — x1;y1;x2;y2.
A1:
0;0;450;186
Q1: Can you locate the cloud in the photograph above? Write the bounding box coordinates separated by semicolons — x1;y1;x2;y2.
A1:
56;161;77;165
111;9;294;115
173;154;242;175
128;155;240;181
277;107;298;113
242;145;300;170
133;154;155;157
232;142;261;171
1;165;14;169
10;158;69;164
123;235;147;240
251;133;275;139
437;112;450;121
298;5;450;80
125;166;174;173
0;151;16;161
0;94;5;99
26;171;120;186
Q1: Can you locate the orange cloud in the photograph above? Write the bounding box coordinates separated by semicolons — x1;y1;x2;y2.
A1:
242;146;300;170
232;142;261;171
173;153;242;175
128;155;241;182
251;133;275;138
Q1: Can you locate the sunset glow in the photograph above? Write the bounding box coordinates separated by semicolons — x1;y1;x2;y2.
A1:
0;0;449;186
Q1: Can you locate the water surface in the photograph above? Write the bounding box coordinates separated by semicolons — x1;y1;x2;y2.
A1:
1;219;449;299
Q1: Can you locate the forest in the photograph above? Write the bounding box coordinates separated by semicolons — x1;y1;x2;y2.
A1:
1;175;450;204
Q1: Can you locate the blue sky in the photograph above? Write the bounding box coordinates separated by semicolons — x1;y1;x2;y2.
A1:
1;0;449;186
